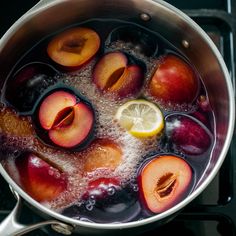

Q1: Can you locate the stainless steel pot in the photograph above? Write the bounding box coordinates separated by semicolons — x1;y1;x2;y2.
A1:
0;0;235;235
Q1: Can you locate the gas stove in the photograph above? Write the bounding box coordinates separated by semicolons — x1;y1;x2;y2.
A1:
0;0;236;235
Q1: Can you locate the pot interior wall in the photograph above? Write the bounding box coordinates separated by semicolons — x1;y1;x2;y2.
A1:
0;0;231;192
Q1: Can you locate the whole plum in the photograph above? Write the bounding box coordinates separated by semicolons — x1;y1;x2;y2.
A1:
5;62;57;113
165;114;212;155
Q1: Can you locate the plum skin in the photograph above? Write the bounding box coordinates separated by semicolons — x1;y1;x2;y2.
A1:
149;54;199;104
166;115;212;155
15;152;67;202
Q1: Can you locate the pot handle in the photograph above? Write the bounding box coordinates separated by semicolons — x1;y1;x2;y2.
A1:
0;187;74;236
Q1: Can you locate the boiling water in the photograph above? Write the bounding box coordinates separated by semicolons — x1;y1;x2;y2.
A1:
0;19;215;223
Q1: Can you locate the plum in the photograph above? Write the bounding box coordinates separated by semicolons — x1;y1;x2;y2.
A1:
15;152;67;202
83;139;123;174
149;54;199;104
0;108;33;137
47;27;100;68
49;103;94;148
63;186;141;223
38;90;94;148
93;52;127;90
5;62;57;113
39;91;77;130
166;114;212;155
93;52;143;98
139;155;192;213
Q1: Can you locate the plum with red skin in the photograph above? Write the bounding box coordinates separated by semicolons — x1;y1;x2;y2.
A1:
149;54;199;104
93;52;128;90
93;52;143;98
39;91;77;130
139;155;192;213
63;184;141;223
38;90;94;148
166;114;212;155
109;65;143;98
15;152;67;202
47;27;100;69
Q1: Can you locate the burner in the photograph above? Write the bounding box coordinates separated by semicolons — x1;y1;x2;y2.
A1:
0;0;235;235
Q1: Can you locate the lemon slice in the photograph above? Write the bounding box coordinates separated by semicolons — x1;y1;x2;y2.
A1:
115;100;164;138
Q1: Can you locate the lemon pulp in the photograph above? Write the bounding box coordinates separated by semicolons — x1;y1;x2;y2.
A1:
115;100;164;138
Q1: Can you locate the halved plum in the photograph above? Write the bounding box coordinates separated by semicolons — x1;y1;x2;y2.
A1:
109;65;143;98
15;152;67;202
49;103;94;148
165;114;212;155
139;155;192;213
64;184;141;223
39;91;77;130
38;90;94;148
5;62;57;113
93;52;143;98
83;139;123;174
93;52;127;90
149;54;199;104
82;177;121;200
47;27;100;68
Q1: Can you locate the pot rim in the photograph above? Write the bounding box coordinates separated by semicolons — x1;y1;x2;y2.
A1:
0;0;235;230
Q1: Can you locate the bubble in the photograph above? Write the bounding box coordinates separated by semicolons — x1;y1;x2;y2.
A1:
79;217;94;223
54;172;61;179
132;185;139;192
48;168;54;176
107;187;116;196
13;150;20;157
85;203;94;211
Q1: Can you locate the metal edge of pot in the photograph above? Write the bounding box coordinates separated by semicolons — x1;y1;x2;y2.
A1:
0;0;235;231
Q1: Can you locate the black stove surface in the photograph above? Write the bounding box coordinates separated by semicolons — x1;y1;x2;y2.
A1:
0;0;236;235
